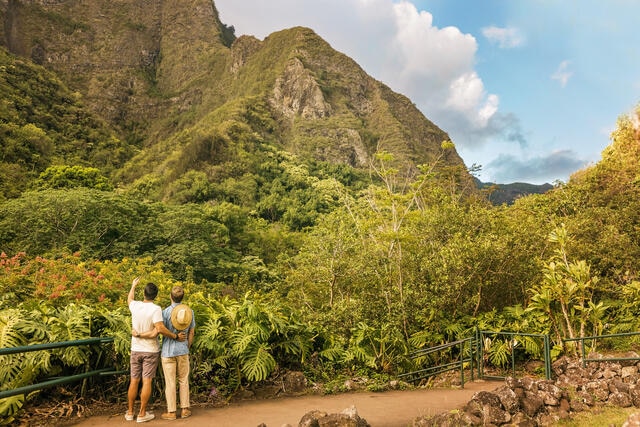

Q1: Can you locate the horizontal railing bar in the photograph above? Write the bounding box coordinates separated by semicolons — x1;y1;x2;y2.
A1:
399;363;457;378
564;331;640;342
100;370;128;376
480;331;547;338
0;368;114;399
409;338;474;357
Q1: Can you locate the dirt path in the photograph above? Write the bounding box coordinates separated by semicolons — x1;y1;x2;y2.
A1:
73;380;498;427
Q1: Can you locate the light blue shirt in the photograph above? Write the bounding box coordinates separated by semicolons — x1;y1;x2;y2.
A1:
161;302;195;358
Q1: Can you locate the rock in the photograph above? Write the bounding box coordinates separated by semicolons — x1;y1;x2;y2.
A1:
464;391;502;419
299;410;327;427
283;371;307;393
317;413;369;427
509;411;536;426
622;366;638;378
611;378;631;394
343;380;356;391
270;58;332;120
341;406;358;418
494;385;520;413
609;391;633;407
584;380;610;402
520;392;545;418
537;381;563;406
298;407;370;427
482;403;511;425
630;386;640;407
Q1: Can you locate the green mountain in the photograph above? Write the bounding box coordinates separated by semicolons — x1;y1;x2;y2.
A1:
0;0;472;204
475;179;554;205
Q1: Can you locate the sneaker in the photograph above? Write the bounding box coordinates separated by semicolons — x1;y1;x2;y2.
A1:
137;413;155;423
181;408;192;418
125;413;135;421
161;412;176;420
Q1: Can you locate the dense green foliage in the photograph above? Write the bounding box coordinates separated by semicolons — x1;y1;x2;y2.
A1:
2;101;640;422
1;3;640;423
0;47;133;200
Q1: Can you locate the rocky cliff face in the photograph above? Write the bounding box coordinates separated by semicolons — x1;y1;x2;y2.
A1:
1;0;227;136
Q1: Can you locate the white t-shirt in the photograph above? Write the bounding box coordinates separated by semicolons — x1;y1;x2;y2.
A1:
129;300;163;353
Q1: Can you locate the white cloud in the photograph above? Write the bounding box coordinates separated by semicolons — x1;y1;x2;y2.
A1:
445;72;499;127
551;60;573;87
386;2;501;141
482;26;525;48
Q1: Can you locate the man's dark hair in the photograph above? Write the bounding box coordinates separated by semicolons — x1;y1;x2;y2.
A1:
144;283;158;300
171;286;184;303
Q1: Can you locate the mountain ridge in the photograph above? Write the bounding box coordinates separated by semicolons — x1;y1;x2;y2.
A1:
0;0;541;205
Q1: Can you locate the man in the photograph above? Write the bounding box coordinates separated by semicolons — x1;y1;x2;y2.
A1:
159;286;196;420
126;277;184;423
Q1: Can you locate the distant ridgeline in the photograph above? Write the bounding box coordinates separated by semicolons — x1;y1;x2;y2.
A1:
475;179;555;205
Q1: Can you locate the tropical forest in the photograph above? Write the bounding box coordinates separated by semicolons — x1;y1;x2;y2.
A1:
1;0;640;424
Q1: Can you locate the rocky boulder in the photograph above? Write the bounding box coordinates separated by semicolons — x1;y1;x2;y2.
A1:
414;354;640;426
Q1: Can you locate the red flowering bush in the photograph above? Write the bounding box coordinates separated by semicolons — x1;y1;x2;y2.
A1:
0;252;180;309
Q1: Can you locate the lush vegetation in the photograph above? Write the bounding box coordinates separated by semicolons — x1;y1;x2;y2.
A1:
1;6;639;424
2;106;640;423
0;47;134;201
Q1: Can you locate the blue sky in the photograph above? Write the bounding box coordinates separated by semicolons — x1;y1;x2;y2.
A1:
215;0;640;184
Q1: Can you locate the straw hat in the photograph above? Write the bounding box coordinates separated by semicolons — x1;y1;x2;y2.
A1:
170;304;193;331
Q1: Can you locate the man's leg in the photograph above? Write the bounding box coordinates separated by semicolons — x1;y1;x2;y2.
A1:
127;352;143;419
127;378;140;416
162;357;178;414
137;351;159;421
176;354;190;410
139;377;153;416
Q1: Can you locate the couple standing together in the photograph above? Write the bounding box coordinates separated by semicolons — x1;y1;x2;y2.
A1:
126;277;196;422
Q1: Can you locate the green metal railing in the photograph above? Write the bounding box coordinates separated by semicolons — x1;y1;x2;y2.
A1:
564;331;640;367
398;329;640;387
399;329;553;386
0;337;125;399
478;330;552;380
398;337;477;387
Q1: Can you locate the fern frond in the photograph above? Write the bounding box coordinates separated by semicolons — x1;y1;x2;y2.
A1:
519;336;543;359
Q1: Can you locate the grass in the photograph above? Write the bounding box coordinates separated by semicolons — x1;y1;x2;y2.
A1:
557;406;637;426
